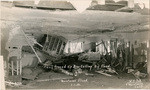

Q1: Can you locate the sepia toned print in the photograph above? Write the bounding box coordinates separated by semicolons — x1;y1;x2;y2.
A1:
0;0;150;89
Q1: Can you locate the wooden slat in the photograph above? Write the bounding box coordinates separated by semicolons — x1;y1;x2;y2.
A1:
129;41;132;66
68;41;71;53
17;61;19;75
55;39;60;52
59;42;64;54
49;36;53;51
60;42;66;54
101;40;108;53
11;61;14;76
43;35;49;51
51;37;57;51
57;41;62;54
20;60;22;75
47;36;52;51
125;45;128;67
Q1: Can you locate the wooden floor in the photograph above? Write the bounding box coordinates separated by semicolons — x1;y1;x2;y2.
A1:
7;72;150;89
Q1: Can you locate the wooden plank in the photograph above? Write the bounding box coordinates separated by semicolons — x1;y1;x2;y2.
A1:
36;77;73;82
127;43;130;66
54;38;59;51
48;36;52;51
60;42;66;54
51;37;57;51
57;40;62;54
43;35;49;51
17;61;19;75
101;40;108;53
131;44;134;68
20;60;22;75
68;41;71;53
129;41;132;66
115;39;118;56
96;71;112;77
49;37;54;51
59;42;64;54
125;42;128;67
55;39;60;52
11;61;14;76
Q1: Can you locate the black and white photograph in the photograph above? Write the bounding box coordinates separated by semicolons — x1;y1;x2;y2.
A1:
0;0;150;89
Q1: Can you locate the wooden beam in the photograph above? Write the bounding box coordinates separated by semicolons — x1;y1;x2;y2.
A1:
20;29;42;63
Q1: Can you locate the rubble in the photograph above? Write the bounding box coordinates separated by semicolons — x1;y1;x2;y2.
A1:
22;67;43;80
133;71;147;79
72;67;83;76
78;52;101;62
128;69;147;79
22;68;32;75
1;1;150;89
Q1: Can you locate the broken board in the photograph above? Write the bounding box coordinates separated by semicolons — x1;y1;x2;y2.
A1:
36;72;73;82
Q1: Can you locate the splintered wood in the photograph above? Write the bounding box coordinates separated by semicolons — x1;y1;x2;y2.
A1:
36;72;73;82
96;71;112;77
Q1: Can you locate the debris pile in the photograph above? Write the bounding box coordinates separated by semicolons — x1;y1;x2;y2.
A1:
5;33;148;88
